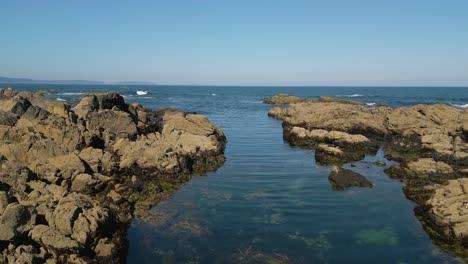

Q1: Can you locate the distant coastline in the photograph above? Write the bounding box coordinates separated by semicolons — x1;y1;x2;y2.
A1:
0;76;156;85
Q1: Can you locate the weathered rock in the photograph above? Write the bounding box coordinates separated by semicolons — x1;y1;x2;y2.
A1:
30;225;80;251
78;147;117;174
328;166;373;190
426;178;468;240
0;111;18;126
318;96;364;105
269;101;391;137
315;144;365;164
407;158;454;174
285;126;375;149
265;93;468;257
263;93;307;105
0;203;37;241
0;191;8;215
71;173;102;194
0;88;226;262
94;238;117;257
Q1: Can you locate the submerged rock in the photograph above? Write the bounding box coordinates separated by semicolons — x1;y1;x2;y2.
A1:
328;166;373;191
0;87;227;263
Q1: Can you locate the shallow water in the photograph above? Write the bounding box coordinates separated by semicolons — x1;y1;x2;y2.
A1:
4;84;467;263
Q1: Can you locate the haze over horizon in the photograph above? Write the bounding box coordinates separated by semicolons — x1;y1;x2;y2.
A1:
2;0;468;86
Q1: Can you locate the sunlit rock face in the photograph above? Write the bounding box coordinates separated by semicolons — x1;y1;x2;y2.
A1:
0;88;226;263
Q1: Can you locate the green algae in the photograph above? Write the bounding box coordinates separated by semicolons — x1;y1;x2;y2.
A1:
355;226;399;246
288;231;332;250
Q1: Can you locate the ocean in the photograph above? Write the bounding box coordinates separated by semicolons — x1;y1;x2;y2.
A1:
3;84;468;263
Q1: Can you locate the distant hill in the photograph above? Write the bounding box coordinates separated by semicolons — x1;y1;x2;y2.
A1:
0;76;156;85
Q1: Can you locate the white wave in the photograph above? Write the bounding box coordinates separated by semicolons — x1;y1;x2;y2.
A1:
346;94;363;97
212;93;217;96
450;103;468;109
56;98;67;102
168;97;174;100
136;90;148;95
366;102;376;106
59;92;83;95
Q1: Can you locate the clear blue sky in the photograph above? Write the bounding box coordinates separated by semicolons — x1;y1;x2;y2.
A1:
2;0;468;86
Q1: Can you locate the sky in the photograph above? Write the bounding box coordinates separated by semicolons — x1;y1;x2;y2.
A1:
1;0;468;86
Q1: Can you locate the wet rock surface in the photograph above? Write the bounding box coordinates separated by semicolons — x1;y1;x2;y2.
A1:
0;88;226;263
265;94;468;259
328;166;373;190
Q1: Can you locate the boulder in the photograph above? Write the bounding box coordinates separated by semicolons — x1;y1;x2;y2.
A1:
30;225;80;251
71;173;102;194
78;147;117;174
426;178;468;239
328;166;373;191
0;203;37;241
0;111;18;126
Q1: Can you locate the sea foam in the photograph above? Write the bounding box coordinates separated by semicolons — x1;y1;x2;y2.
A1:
136;90;148;95
450;103;468;109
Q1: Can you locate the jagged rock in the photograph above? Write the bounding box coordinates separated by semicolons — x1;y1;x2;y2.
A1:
85;110;138;144
94;238;117;257
0;159;35;192
46;193;110;245
30;225;80;251
71;174;102;194
263;93;307;105
328;166;373;191
426;178;468;239
78;147;117;174
0;88;226;262
46;153;88;179
0;111;18;126
0;203;37;241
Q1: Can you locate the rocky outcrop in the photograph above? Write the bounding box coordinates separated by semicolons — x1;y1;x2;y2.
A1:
266;94;468;259
263;93;307;105
328;166;373;190
0;88;226;263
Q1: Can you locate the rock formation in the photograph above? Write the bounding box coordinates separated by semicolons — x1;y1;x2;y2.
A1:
328;166;373;190
0;88;226;263
265;94;468;259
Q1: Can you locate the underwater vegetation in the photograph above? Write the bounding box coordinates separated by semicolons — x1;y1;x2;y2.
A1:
355;226;399;246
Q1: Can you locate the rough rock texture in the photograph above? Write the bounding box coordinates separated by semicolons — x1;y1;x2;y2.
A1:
328;166;373;190
425;179;468;241
266;94;468;259
0;88;226;263
262;93;307;105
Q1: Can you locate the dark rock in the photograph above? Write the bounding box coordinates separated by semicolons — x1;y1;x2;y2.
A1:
328;166;373;191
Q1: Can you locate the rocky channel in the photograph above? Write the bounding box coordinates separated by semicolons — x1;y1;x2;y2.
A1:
0;88;226;263
264;94;468;260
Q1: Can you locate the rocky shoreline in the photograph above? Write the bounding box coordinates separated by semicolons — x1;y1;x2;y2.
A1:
265;94;468;260
0;88;226;263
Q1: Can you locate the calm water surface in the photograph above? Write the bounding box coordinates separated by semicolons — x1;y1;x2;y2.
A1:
4;84;468;263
